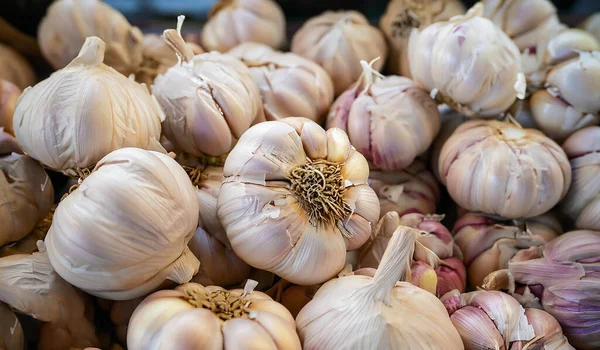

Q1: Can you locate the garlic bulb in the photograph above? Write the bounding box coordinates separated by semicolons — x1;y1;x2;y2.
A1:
561;127;600;230
429;105;469;183
291;11;388;95
110;297;144;344
153;25;264;157
45;148;200;300
228;43;334;123
0;43;36;90
581;13;600;42
297;225;464;349
128;280;301;350
13;37;165;176
218;118;380;285
408;4;524;117
439;119;571;219
38;0;144;76
379;0;465;76
0;134;54;247
530;51;600;141
0;251;98;349
452;212;562;288
0;80;21;135
201;0;286;52
0;301;24;350
369;160;440;218
327;62;440;171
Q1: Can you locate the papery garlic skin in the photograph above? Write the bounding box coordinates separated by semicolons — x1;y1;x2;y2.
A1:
45;148;200;300
439;119;571;219
153;51;264;157
291;11;388;95
0;302;24;350
379;0;465;77
0;43;36;90
228;43;334;123
581;13;600;42
0;80;21;135
408;4;523;117
201;0;286;52
38;0;144;76
327;73;440;171
525;308;574;350
128;281;301;350
13;37;165;176
218;118;380;285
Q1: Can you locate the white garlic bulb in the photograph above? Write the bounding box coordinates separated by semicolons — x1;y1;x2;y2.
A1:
327;61;440;171
38;0;144;76
13;37;165;177
201;0;286;52
408;4;524;117
228;43;334;123
291;11;388;95
580;13;600;42
297;225;464;349
218;118;380;285
45;148;200;300
439;119;571;219
0;43;35;90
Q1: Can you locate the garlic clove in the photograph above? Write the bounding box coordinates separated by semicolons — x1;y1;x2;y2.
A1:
341;149;369;185
410;260;438;295
222;318;278;350
156;308;223;349
248;298;302;327
300;120;328;159
343;213;373;251
326;128;351;163
450;305;505;350
544;29;600;66
436;257;468;297
250;310;302;350
525;308;573;350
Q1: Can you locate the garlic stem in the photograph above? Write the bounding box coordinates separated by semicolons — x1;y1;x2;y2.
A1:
359;57;384;90
162;16;195;63
67;36;106;68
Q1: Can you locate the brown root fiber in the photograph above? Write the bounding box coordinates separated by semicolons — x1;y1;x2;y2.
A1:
181;153;226;187
182;286;250;321
289;159;350;226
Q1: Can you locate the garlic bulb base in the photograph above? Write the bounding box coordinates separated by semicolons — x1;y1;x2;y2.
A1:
180;283;251;320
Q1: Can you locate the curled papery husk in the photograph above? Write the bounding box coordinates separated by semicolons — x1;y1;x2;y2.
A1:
218;118;380;285
580;13;600;42
0;138;54;247
13;37;165;176
369;159;440;218
452;212;562;288
38;0;144;76
201;0;286;52
379;0;465;77
228;43;334;123
127;280;301;350
0;252;98;349
298;225;463;349
0;43;36;90
408;4;524;117
439;119;571;219
45;148;200;300
0;80;21;135
291;11;388;95
561;127;600;230
429;105;469;183
327;67;440;171
0;301;24;350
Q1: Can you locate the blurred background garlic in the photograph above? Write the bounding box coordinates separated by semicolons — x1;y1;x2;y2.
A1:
38;0;144;76
429;105;468;183
291;11;387;95
0;131;54;247
408;4;524;117
154;24;264;157
0;43;35;90
128;280;301;350
580;12;600;42
0;301;24;350
297;225;463;349
45;148;200;300
452;212;562;288
265;280;322;319
218;118;380;285
201;0;286;52
439;119;571;219
561;127;600;230
13;37;165;177
0;80;21;135
369;160;440;218
327;61;440;171
228;43;334;123
379;0;465;77
110;297;144;345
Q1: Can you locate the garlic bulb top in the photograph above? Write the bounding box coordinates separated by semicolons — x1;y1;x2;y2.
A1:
38;0;144;76
228;43;335;123
45;148;200;300
408;4;524;117
439;119;571;219
297;225;464;349
13;37;165;176
0;80;21;135
291;11;388;95
0;302;24;350
0;43;36;90
201;0;286;52
218;118;380;285
327;62;440;171
379;0;465;77
581;13;600;42
127;280;301;350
